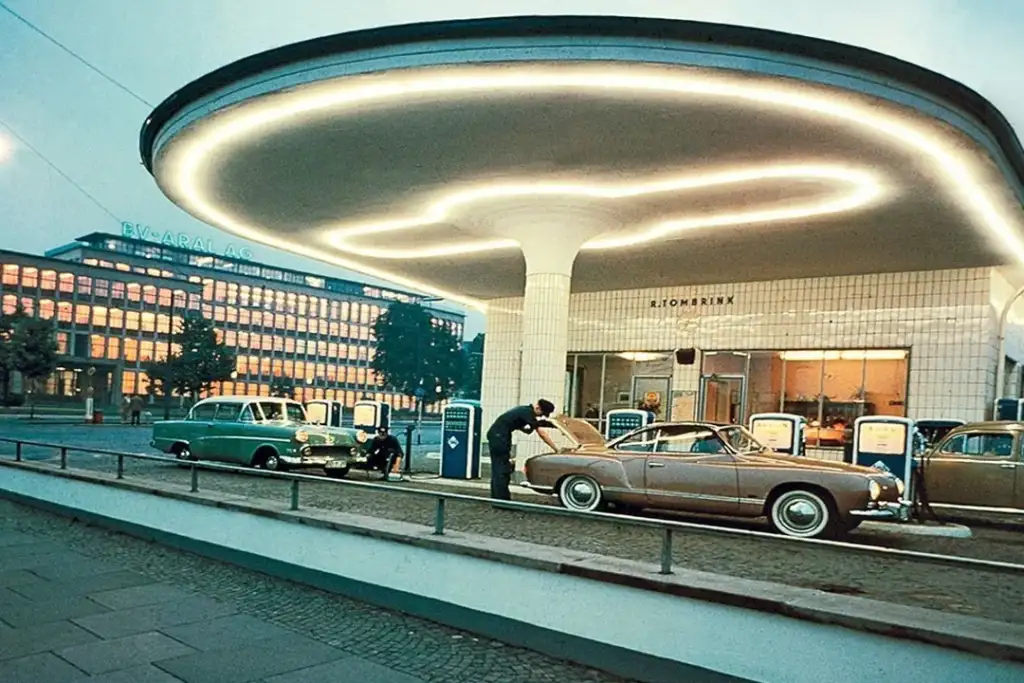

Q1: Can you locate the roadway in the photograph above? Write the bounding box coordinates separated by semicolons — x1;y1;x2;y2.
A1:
1;423;1022;627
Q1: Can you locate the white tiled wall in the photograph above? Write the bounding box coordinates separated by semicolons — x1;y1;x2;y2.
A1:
483;268;1012;434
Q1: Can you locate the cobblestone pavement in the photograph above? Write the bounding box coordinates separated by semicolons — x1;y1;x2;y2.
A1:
0;499;638;683
3;426;1024;625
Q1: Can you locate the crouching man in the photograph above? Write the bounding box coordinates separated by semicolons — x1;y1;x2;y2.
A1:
366;425;405;482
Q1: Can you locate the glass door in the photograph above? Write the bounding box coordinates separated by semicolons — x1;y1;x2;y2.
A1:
632;375;671;420
699;374;747;424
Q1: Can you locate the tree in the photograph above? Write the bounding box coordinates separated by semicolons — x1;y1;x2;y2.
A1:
0;304;29;404
11;317;58;418
144;358;177;420
164;315;236;403
463;333;484;400
371;302;468;404
269;378;295;399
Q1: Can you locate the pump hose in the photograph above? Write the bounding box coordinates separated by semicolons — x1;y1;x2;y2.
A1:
911;454;943;524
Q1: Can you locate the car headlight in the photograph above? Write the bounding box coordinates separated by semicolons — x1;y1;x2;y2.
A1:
294;430;309;443
356;430;368;443
894;477;905;496
868;480;882;501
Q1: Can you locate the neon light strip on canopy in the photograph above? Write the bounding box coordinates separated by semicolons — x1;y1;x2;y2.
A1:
155;63;1024;310
325;163;882;259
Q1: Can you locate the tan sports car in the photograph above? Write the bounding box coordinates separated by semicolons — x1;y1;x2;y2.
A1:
523;417;908;539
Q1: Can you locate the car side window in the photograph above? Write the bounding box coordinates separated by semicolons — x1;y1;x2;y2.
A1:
239;405;255;423
655;426;727;455
213;404;240;422
940;432;1013;458
614;428;657;452
189;404;217;421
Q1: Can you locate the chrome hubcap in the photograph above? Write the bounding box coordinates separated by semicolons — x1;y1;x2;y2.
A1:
780;497;823;532
567;479;596;508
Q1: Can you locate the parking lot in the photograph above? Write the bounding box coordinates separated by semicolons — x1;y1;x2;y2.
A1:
2;423;1023;625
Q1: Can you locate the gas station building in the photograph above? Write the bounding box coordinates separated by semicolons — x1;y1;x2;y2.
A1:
139;16;1024;465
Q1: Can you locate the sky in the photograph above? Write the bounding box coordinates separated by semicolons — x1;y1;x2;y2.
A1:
1;0;1023;340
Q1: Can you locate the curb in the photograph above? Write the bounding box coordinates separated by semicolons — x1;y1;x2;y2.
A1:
2;458;1023;666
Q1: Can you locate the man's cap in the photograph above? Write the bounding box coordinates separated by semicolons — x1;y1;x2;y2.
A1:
537;399;555;416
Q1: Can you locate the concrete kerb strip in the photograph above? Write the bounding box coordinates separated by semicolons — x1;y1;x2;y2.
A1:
1;459;1023;666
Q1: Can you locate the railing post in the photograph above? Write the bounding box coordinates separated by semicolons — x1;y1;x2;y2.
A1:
290;479;300;511
15;441;22;462
59;447;68;470
116;454;124;480
190;463;199;492
433;498;446;535
659;528;673;575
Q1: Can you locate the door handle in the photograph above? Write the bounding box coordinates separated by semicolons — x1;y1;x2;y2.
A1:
648;462;666;468
999;463;1017;469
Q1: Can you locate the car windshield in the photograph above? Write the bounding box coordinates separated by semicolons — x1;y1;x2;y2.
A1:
255;401;307;423
717;426;768;453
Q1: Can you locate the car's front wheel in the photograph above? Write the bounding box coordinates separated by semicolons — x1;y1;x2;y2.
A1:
558;474;605;512
769;489;836;539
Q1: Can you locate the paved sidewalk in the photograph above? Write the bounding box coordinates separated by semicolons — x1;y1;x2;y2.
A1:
0;500;634;683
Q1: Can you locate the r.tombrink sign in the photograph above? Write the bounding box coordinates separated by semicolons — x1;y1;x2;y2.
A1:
650;295;735;308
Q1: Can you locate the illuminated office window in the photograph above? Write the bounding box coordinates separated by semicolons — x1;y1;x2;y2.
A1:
236;357;247;375
214;306;225;322
296;317;307;333
239;308;251;326
58;273;74;293
55;331;68;354
40;270;56;290
95;279;109;298
109;308;123;330
225;330;236;346
77;276;92;296
173;290;187;308
370;305;380;322
146;268;160;277
1;264;19;286
92;306;108;328
201;304;212;318
286;292;297;313
250;310;262;327
37;299;54;320
142;286;157;305
329;301;339;320
328;322;339;337
239;285;250;307
227;283;238;305
157;314;170;334
338;322;349;338
358;326;369;341
214;281;226;302
271;359;283;377
123;370;137;395
20;267;38;289
227;306;238;324
125;311;139;331
274;314;285;330
19;298;33;315
141;312;156;333
296;339;306;355
155;342;168;362
158;288;172;306
359;304;370;324
215;329;224;344
1;294;15;314
298;295;308;316
356;368;366;385
140;340;154;362
115;263;130;272
275;291;285;312
260;358;270;375
318;320;328;335
285;337;295;353
286;315;295;331
124;338;138;361
111;282;125;299
90;335;105;359
107;337;120;360
202;279;214;301
238;331;249;348
366;368;377;385
316;340;327;356
99;260;114;269
327;342;338;358
273;336;284;353
127;283;141;302
188;293;201;310
346;366;357;384
74;304;90;325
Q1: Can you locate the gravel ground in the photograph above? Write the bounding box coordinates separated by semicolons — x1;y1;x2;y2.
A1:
0;499;638;683
3;425;1024;625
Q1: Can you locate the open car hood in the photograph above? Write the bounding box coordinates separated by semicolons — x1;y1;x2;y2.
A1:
550;415;607;448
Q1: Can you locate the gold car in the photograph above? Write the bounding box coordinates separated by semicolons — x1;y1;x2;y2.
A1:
919;421;1024;513
523;417;907;539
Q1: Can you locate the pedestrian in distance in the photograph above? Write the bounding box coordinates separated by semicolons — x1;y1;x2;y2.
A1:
129;394;144;426
485;399;560;501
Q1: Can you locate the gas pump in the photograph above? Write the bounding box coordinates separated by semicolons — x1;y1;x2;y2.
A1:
748;413;806;456
852;416;914;497
994;398;1024;421
440;402;482;479
305;399;344;428
352;400;391;434
604;408;655;442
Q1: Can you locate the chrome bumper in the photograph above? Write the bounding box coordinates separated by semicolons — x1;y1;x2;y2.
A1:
519;481;554;494
850;499;911;521
280;454;330;467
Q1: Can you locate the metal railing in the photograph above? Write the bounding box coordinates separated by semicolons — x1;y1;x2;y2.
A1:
1;437;1023;577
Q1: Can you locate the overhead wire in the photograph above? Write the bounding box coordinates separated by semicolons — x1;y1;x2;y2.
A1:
0;1;154;108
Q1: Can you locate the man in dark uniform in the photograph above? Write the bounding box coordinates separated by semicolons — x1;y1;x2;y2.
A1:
486;399;559;500
366;425;405;481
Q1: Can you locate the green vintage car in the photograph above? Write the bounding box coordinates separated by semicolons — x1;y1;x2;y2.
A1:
151;396;368;474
